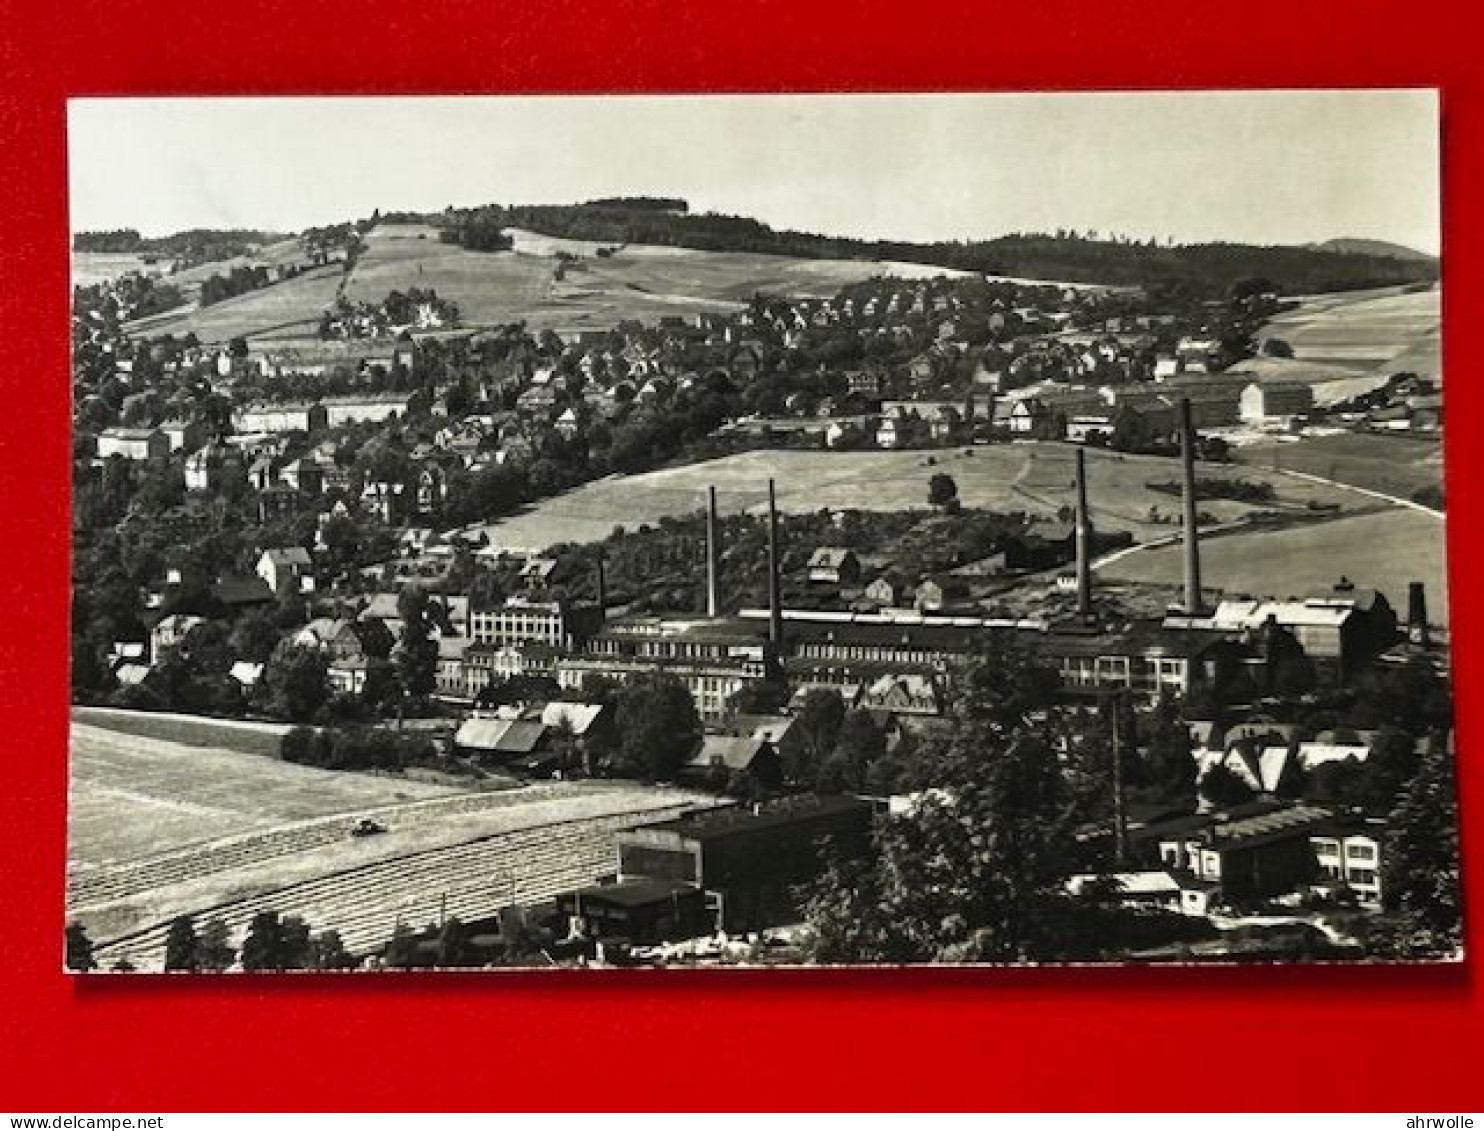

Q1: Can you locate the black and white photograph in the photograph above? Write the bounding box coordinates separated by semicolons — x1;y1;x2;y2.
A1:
66;91;1459;973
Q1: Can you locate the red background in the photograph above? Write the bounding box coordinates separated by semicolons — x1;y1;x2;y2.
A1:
1;0;1480;1111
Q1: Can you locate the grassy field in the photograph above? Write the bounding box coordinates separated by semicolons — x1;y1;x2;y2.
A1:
68;720;717;955
469;443;1365;552
1098;507;1450;622
125;222;977;342
1256;286;1441;393
125;263;346;343
1234;431;1445;503
68;724;460;868
72;252;167;287
343;224;974;333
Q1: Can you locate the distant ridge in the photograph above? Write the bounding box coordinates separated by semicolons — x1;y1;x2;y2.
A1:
1307;238;1437;262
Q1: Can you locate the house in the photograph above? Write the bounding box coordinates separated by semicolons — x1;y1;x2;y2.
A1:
807;547;861;586
681;735;782;789
1310;817;1387;906
158;419;204;453
211;576;275;611
228;661;265;689
554;879;712;947
1003;524;1077;572
150;613;204;660
361;480;410;526
731;714;803;769
914;576;968;612
862;673;942;716
1152;356;1181;381
1007;398;1049;436
453;716;550;762
864;576;904;607
327;655;395;697
320;393;414;427
1176;337;1222;374
256;546;314;596
614;796;873;933
293;617;367;660
96;427;168;462
1240;381;1314;427
1066;871;1186;914
540;700;607;739
279;458;324;495
875;417;910;449
554;406;582;441
1152;803;1334;901
520;557;558;591
233;402;328;434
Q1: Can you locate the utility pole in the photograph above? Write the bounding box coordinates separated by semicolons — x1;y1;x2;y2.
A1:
1111;693;1128;868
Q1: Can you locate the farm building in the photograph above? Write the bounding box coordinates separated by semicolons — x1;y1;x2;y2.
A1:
1240;381;1314;426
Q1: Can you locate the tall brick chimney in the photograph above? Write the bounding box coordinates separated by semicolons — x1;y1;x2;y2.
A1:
1179;397;1204;614
767;478;783;648
1075;446;1094;623
1407;581;1430;645
705;485;721;618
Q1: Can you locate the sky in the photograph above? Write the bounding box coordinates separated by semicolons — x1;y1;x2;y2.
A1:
68;91;1440;253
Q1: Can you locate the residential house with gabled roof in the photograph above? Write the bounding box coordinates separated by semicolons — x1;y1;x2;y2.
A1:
681;735;782;789
862;673;943;716
256;546;314;595
807;547;861;587
150;613;205;661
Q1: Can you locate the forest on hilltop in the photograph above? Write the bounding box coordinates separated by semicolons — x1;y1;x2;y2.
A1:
434;199;1439;295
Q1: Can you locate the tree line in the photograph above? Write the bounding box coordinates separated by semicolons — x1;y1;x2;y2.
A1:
428;201;1438;295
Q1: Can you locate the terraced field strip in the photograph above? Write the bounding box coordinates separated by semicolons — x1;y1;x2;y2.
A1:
67;780;598;909
94;801;714;969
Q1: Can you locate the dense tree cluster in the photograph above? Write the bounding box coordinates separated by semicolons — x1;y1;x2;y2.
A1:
199;264;275;306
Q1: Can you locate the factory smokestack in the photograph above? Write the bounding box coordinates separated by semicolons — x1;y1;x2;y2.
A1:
595;554;607;620
1179;397;1204;615
705;485;721;618
1075;447;1094;623
766;478;783;648
1407;581;1430;645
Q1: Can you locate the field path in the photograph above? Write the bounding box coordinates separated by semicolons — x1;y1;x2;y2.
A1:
1267;466;1443;519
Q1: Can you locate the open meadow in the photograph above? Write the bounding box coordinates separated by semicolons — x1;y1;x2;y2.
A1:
72;252;168;287
1234;431;1445;504
68;722;462;868
1250;285;1441;402
344;224;974;332
469;443;1367;552
122;222;980;343
124;263;346;343
1096;506;1449;622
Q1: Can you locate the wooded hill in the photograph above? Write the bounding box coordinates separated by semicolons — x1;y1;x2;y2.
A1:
436;198;1440;296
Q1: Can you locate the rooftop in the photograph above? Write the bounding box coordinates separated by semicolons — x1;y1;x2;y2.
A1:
641;795;869;842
